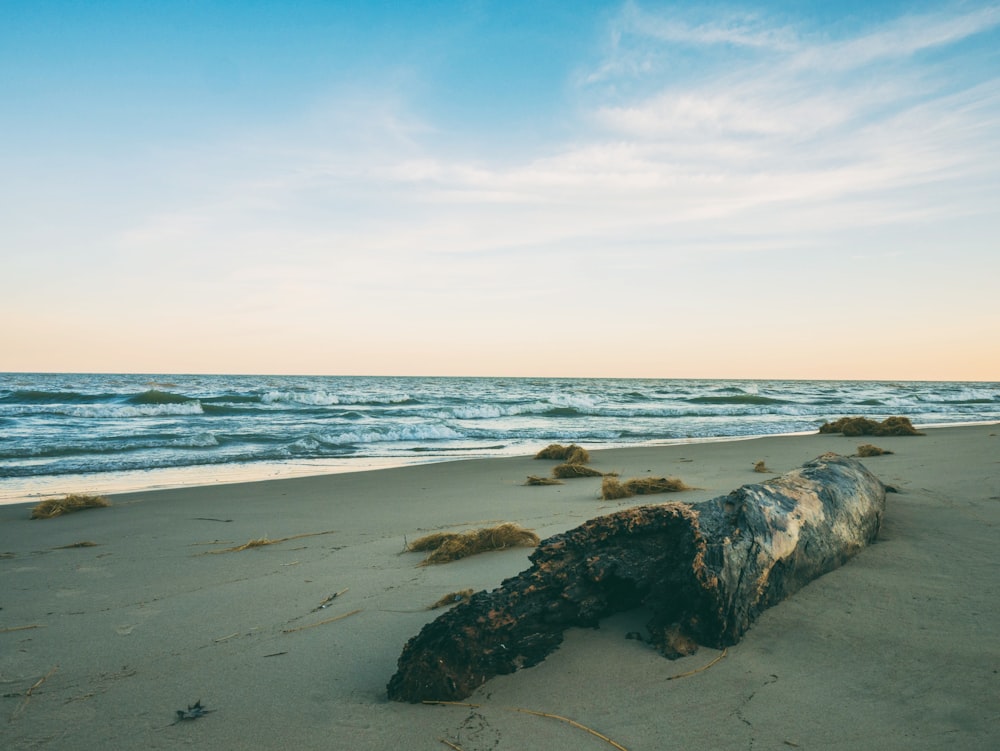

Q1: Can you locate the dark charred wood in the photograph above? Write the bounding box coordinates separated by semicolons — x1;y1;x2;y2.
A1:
387;453;885;702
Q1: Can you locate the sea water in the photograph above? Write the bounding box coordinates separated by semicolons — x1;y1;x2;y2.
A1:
1;373;997;502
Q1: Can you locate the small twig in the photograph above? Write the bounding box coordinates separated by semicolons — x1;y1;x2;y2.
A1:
438;739;464;750
26;667;58;697
213;632;240;643
282;609;362;634
312;588;349;611
10;666;58;721
193;517;233;522
510;707;629;751
0;624;44;634
262;651;288;658
665;647;728;681
202;529;337;555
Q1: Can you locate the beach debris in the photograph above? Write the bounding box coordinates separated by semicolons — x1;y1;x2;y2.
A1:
407;523;540;566
600;475;691;500
429;589;476;610
552;463;604;479
818;416;924;436
534;444;590;464
856;444;894;457
30;494;110;519
524;475;564;486
51;541;99;549
313;588;349;611
753;460;772;473
0;624;45;634
282;608;362;634
9;666;58;721
387;454;885;702
509;707;629;751
175;700;214;721
427;702;629;751
202;529;336;554
665;648;728;681
216;537;273;552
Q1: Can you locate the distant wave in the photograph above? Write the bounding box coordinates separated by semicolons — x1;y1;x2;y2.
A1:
261;390;421;407
127;389;195;405
685;395;790;405
1;389;107;404
542;406;580;417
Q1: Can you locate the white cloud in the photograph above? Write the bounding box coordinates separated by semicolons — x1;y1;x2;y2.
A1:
108;2;1000;293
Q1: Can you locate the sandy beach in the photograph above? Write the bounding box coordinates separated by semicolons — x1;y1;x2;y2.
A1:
2;424;998;750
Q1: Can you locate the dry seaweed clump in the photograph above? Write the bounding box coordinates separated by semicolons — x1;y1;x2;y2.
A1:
534;444;590;464
31;494;110;519
552;463;604;479
753;461;772;473
600;476;633;500
408;523;540;565
601;475;691;501
524;475;564;486
856;444;894;457
819;416;924;436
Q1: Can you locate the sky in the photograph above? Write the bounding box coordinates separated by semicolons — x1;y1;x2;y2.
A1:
2;0;999;380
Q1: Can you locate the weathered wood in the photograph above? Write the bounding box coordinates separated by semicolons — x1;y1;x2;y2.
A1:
387;453;885;703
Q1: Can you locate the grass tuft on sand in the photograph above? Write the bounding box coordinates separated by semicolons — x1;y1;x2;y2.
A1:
818;416;923;436
552;463;604;479
753;461;772;473
534;444;590;464
601;475;691;500
31;494;110;520
408;523;540;565
524;475;564;486
856;443;894;457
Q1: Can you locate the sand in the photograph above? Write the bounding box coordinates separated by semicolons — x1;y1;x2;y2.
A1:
1;425;998;750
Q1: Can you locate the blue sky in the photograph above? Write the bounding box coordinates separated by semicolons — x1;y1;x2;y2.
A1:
3;1;999;379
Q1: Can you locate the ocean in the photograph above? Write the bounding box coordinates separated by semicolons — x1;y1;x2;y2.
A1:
1;373;998;503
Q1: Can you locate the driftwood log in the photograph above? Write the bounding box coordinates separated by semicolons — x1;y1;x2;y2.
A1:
387;453;885;703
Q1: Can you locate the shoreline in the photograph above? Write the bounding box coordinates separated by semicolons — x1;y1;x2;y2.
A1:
1;424;997;749
3;419;996;507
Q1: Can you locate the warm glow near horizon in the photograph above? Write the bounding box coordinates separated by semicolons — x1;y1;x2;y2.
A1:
2;1;998;381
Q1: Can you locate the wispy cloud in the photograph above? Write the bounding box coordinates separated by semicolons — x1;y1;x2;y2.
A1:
792;4;1000;71
115;2;1000;284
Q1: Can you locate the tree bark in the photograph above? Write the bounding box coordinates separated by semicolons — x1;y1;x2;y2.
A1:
387;453;885;703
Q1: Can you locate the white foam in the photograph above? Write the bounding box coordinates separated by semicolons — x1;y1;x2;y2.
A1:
328;424;464;444
262;390;341;406
62;402;205;418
